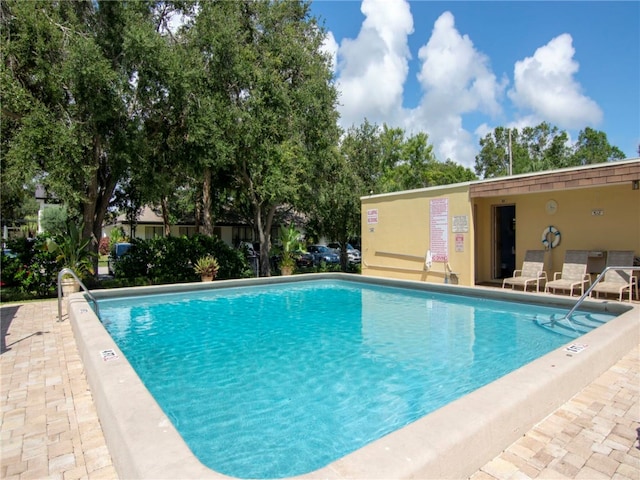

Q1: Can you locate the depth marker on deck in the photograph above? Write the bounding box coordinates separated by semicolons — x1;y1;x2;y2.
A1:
564;344;588;354
100;349;119;362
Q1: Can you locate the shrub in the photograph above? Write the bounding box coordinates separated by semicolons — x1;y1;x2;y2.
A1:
113;235;249;284
4;236;60;298
113;238;154;279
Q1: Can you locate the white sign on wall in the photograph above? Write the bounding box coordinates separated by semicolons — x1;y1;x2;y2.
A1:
430;199;448;262
452;215;469;233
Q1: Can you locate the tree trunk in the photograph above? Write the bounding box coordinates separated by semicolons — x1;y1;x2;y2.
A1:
256;203;276;277
339;234;350;272
201;167;213;235
161;197;171;236
83;136;118;277
194;192;202;234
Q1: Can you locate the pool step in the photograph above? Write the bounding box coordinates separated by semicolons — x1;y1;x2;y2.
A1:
534;312;607;337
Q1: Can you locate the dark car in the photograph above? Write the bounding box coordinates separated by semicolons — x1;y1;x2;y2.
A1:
108;242;132;275
327;242;361;264
294;250;315;268
306;245;340;266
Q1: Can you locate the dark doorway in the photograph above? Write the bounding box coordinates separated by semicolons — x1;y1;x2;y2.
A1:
494;205;516;279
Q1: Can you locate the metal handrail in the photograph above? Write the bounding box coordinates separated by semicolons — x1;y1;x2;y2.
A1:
564;265;640;319
57;268;100;322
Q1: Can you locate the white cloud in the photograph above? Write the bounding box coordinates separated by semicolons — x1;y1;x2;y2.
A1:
508;33;602;129
320;30;339;72
333;0;413;127
325;3;604;169
408;12;506;167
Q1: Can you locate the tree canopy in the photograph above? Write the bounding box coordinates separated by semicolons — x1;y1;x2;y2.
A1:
1;0;165;257
474;122;626;179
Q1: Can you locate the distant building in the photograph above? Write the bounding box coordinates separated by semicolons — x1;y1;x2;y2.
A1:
102;205;303;249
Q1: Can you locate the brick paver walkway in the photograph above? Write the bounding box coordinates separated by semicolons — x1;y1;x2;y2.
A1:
471;344;640;480
1;299;638;480
1;301;117;479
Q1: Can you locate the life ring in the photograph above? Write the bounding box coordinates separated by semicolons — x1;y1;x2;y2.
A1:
541;226;561;249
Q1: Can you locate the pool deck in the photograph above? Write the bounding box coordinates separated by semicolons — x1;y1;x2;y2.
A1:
1;297;638;480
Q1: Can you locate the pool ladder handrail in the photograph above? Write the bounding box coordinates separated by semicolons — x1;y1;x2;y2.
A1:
563;265;640;320
57;268;100;322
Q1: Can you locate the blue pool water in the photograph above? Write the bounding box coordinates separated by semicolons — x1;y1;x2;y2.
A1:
98;279;616;479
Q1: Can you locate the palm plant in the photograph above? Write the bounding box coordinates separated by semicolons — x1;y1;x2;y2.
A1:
193;255;220;280
45;221;96;278
278;223;303;274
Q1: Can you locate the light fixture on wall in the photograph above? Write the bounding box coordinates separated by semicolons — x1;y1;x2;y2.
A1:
632;180;639;190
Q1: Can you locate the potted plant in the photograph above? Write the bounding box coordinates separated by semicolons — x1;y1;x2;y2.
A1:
278;223;303;276
46;222;96;295
194;255;220;281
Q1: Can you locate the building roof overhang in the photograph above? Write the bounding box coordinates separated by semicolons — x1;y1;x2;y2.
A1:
361;158;640;201
469;158;640;198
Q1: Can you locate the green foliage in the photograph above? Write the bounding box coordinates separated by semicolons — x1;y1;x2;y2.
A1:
193;255;220;278
39;206;69;236
1;0;166;255
184;0;340;275
572;127;626;165
114;235;249;283
109;227;127;246
0;251;22;288
474;123;626;179
277;223;303;270
2;236;60;298
45;222;96;278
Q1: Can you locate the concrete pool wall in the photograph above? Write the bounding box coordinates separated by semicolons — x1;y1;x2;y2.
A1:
67;273;639;479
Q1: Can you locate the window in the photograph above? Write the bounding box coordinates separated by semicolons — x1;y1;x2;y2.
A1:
178;226;197;238
232;226;254;245
145;226;163;239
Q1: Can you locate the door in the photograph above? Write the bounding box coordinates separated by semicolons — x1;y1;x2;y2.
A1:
494;205;516;279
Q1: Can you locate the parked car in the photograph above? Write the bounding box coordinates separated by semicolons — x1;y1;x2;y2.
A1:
294;250;315;268
108;242;132;275
306;245;340;266
327;242;361;264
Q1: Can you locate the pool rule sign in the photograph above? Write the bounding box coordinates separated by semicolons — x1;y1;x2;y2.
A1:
429;198;448;262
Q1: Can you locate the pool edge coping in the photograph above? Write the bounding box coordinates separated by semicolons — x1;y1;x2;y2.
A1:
68;273;640;480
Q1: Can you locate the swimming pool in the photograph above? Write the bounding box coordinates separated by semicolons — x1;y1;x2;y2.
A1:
68;274;639;479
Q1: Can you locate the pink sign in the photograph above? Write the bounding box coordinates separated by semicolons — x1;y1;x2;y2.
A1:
367;209;378;224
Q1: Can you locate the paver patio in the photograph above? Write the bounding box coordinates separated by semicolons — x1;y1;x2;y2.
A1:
1;299;638;479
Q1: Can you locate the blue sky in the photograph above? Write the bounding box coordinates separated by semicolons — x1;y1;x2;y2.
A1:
310;0;640;168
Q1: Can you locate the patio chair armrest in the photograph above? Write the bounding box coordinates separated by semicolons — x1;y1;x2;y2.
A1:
538;271;548;281
553;272;561;280
512;269;523;277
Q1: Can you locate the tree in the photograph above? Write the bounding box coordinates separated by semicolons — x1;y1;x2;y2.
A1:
572;127;626;165
378;130;476;191
518;123;572;172
1;1;162;269
475;123;626;179
40;206;69;236
308;147;362;270
190;0;340;276
307;120;382;269
123;2;197;237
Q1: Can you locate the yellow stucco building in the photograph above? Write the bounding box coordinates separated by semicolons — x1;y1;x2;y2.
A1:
361;158;640;289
